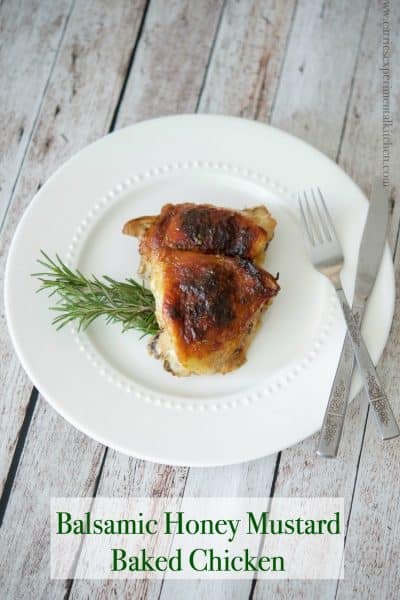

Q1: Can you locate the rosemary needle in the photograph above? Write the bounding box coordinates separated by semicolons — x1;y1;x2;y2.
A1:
32;251;159;336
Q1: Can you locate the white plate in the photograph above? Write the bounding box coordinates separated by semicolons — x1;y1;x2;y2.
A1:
5;115;395;466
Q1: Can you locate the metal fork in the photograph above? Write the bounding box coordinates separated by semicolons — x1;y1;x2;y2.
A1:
299;189;400;442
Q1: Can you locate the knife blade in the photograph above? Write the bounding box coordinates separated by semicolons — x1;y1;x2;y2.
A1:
317;178;390;457
353;178;390;307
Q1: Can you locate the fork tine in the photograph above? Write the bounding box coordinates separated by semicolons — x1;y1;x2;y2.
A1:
298;195;314;246
311;188;332;242
317;187;338;241
304;190;323;244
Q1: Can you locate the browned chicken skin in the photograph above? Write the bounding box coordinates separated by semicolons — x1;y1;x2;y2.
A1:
123;203;276;265
123;203;279;376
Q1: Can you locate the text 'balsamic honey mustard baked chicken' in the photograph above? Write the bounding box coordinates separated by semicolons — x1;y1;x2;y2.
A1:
123;203;280;376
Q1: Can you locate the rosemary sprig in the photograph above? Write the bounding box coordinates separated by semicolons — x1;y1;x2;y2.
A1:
33;251;159;336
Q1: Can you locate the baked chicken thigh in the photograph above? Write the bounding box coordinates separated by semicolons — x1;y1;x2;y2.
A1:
123;203;279;376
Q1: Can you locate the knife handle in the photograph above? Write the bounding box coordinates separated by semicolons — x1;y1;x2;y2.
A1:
317;329;355;458
337;288;400;440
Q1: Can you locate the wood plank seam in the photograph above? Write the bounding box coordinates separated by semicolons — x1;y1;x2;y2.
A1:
335;0;372;164
0;387;38;527
63;447;109;599
151;468;192;600
194;0;228;112
0;0;77;236
266;0;299;122
248;452;283;600
333;408;369;599
109;0;152;131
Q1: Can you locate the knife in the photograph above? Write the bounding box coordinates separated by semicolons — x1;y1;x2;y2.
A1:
317;179;390;458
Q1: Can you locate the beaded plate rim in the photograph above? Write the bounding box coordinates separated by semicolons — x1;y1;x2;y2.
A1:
65;160;337;413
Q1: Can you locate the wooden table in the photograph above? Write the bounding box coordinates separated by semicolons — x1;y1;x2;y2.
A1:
1;1;399;598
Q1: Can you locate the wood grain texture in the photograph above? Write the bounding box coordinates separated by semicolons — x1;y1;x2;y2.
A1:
159;459;279;600
198;0;297;121
271;0;369;160
0;401;104;599
69;452;188;600
116;0;225;123
0;0;74;230
1;0;399;599
337;257;400;600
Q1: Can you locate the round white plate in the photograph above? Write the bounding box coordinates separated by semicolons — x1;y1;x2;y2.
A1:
5;115;394;466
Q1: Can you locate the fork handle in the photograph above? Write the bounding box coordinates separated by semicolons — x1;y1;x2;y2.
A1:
336;288;400;440
317;329;356;457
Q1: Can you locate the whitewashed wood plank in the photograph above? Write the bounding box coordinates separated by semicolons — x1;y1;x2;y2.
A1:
0;0;147;497
254;0;400;598
159;459;278;600
0;0;74;230
271;0;369;160
116;0;225;124
69;452;188;600
336;254;400;600
0;400;105;598
70;459;278;600
198;0;297;121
